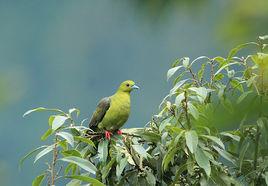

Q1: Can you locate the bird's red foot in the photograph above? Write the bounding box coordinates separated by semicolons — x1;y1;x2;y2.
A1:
105;131;112;140
117;130;123;135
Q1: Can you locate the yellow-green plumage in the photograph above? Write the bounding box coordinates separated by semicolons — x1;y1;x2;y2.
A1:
89;80;139;131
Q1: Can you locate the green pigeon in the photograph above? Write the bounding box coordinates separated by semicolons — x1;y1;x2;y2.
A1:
88;80;139;139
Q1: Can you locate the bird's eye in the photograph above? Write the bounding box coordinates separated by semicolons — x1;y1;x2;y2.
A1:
126;83;130;87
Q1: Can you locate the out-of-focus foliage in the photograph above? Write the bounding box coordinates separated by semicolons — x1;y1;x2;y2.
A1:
21;36;268;185
218;0;268;44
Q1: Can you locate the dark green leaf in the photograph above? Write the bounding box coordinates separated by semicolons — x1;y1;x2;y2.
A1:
162;147;179;171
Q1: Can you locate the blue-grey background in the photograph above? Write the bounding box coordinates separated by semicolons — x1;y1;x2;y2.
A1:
0;0;267;185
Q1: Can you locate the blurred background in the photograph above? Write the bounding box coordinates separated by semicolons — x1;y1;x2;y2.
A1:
0;0;267;185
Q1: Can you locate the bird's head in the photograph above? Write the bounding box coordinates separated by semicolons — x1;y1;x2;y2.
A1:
117;80;139;93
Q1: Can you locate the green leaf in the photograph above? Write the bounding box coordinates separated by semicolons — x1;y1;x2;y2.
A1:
188;103;199;119
52;115;68;130
220;132;240;141
34;144;54;163
182;57;190;68
162;147;179;171
227;42;258;62
62;150;82;158
167;66;183;81
195;146;211;176
60;156;97;174
239;141;249;171
201;135;225;149
263;172;268;185
140;131;161;143
230;79;243;92
98;140;109;163
57;131;74;147
74;136;95;147
66;179;81;186
259;35;268;40
102;157;116;180
170;79;188;95
213;146;236;165
41;128;53;141
66;175;105;186
185;130;198;153
174;162;191;182
23;107;47;117
214;62;238;76
236;91;252;104
146;170;156;186
116;157;128;179
175;93;184;106
32;173;46;186
214;73;224;81
69;108;80;117
19;145;47;169
132;144;148;159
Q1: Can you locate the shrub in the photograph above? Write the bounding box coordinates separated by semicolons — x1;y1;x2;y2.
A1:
21;36;268;186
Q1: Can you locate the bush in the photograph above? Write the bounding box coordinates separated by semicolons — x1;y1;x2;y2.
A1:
21;36;268;186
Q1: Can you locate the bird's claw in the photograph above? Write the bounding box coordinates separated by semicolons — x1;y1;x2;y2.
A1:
105;131;112;140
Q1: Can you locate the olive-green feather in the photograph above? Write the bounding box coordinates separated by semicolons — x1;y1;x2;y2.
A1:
88;80;139;131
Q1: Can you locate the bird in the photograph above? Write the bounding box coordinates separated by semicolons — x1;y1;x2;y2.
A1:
88;80;139;139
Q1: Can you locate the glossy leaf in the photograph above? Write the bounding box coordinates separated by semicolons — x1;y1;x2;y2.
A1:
167;66;183;81
66;175;105;186
57;131;74;147
34;144;54;163
60;156;97;174
52;115;68;130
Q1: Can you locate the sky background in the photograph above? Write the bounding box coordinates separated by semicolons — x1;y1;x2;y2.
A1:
0;0;267;185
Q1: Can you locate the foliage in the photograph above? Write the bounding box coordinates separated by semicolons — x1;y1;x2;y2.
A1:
21;36;268;185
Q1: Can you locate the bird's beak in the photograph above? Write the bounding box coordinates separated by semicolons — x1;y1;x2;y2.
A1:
131;85;140;90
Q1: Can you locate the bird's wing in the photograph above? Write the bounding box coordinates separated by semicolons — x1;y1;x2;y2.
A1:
88;97;111;129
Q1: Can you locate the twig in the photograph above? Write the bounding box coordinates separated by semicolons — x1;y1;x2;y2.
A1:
183;91;191;129
50;137;58;186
